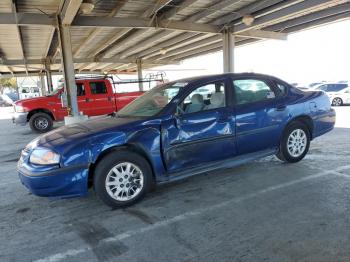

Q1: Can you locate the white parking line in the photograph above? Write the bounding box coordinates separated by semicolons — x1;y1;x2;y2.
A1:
330;171;350;179
34;165;350;262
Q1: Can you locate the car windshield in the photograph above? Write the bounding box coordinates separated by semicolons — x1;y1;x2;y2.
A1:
117;81;187;117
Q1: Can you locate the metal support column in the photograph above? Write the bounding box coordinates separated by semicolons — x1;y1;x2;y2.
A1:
136;59;143;91
39;73;46;96
223;28;235;73
45;61;53;93
58;20;79;117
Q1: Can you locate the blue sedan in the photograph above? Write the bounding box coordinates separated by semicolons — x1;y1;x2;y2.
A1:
18;73;335;207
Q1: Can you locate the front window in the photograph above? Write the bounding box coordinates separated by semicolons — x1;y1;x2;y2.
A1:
117;82;186;117
178;81;226;114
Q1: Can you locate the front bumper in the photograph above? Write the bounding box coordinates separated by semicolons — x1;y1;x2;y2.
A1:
12;112;28;125
18;162;89;198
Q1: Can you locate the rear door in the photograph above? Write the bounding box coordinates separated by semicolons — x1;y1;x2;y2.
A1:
233;77;288;155
87;80;115;116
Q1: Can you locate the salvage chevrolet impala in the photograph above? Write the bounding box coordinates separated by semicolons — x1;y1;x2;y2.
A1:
18;73;336;207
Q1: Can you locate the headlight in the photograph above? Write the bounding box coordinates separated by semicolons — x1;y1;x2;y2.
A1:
29;148;60;165
15;105;26;113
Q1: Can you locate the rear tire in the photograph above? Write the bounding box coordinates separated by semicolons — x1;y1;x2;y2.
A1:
94;150;153;208
29;112;53;133
332;97;343;106
276;121;310;163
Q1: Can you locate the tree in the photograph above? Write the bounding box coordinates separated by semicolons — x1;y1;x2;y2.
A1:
0;77;17;94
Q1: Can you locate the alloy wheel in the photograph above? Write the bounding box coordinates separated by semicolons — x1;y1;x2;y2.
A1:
105;162;144;201
287;129;307;158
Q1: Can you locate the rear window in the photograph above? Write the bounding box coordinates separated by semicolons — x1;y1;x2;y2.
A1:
90;82;107;94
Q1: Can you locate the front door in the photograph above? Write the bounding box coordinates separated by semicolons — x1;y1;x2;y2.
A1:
233;77;287;154
162;79;236;173
76;82;90;115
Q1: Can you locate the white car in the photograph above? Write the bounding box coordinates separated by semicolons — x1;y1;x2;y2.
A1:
311;83;349;106
328;87;350;106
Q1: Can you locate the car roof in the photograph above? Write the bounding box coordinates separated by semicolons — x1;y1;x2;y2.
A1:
169;73;285;87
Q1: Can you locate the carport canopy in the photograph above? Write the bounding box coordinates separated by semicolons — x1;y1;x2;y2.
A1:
0;0;350;116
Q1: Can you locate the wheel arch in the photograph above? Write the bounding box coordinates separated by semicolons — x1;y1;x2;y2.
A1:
87;143;156;187
27;108;55;122
285;115;314;140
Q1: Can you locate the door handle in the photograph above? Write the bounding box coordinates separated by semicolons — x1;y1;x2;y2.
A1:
276;105;286;111
85;98;90;102
108;96;113;101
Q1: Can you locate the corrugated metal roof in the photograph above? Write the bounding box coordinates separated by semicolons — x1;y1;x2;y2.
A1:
0;0;350;77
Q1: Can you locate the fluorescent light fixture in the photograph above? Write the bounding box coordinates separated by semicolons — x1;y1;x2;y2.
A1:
242;15;255;26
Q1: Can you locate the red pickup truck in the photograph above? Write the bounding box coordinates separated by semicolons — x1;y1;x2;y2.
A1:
12;77;144;133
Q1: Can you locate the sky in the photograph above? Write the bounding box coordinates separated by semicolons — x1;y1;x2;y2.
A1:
150;19;350;85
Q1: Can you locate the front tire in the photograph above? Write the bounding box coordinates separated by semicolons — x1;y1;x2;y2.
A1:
276;122;310;163
94;150;153;208
29;112;53;133
332;97;343;106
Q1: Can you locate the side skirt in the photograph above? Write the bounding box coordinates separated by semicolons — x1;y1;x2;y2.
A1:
157;148;277;184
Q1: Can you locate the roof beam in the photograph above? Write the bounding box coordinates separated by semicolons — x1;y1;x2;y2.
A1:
163;42;223;61
72;16;221;33
0;70;111;78
119;31;181;59
143;0;173;18
0;57;178;66
132;32;198;59
152;35;222;60
280;10;350;34
93;0;174;59
265;2;350;31
161;0;200;20
143;34;216;60
74;1;129;57
186;0;242;23
111;0;222;60
235;29;288;40
212;0;285;25
11;1;28;75
178;46;223;61
61;0;83;25
108;0;230;60
0;13;56;26
234;6;350;47
233;0;337;33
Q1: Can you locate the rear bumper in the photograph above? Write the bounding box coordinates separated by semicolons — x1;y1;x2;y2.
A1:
18;163;89;198
12;112;28;125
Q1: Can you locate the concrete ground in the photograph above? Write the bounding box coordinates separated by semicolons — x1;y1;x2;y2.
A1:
0;106;350;262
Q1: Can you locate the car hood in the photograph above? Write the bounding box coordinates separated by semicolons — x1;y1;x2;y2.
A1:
15;96;54;105
32;116;144;147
